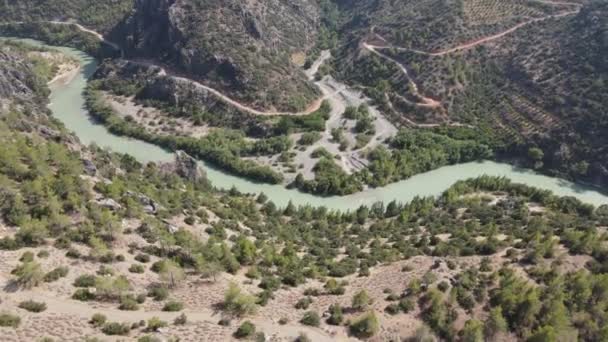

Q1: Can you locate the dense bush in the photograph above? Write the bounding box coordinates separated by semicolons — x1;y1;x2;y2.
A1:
234;321;256;339
101;322;131;336
74;274;97;287
300;311;320;327
89;313;107;327
162;300;184;312
43;266;69;282
0;312;21;328
18;300;47;313
349;311;379;338
118;296;139;311
146;317;167;332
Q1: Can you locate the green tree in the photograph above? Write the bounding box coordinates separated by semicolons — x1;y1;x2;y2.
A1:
4;192;28;226
352;289;372;311
223;282;257;317
326;304;343;325
13;261;43;289
232;236;257;265
528;325;557;342
485;307;507;339
159;260;185;288
95;275;130;300
194;255;222;282
461;319;483;342
349;311;379;338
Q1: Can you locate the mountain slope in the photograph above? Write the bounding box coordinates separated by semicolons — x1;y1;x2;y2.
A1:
109;0;322;112
0;0;134;32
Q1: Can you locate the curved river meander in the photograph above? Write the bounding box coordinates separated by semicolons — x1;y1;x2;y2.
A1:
13;39;608;210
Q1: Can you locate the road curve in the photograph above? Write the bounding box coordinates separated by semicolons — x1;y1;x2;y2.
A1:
2;20;327;116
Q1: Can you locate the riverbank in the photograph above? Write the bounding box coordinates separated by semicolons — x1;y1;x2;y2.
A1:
10;38;608;210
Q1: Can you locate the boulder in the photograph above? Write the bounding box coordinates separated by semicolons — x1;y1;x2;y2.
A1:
97;198;122;211
82;159;97;176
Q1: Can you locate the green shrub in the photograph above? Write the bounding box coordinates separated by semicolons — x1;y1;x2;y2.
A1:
174;313;187;325
349;311;379;338
245;267;260;279
73;274;96;287
298;132;322;146
234;321;256;338
18;300;46;313
218;317;231;326
184;216;196;225
146;317;167;332
135;253;150;263
300;311;320;326
295;333;311;342
326;304;343;325
254;332;266;342
162;300;184;312
150;260;164;273
89;313;107;327
137;335;162;342
136;293;147;304
96;266;115;276
12;261;43;288
223;283;258;317
101;322;131;335
66;248;81;259
43;266;69;282
148;285;169;301
352;290;372;311
19;251;34;262
119;296;139;311
72;288;95;301
386;293;400;301
385;303;400;315
295;296;313;310
399;298;415;313
129;264;145;273
0;312;20;328
303;288;320;296
36;249;51;259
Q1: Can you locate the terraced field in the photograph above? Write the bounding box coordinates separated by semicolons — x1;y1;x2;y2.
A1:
463;0;552;25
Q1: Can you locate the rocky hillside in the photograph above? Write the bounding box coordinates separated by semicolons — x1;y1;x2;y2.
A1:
0;42;53;121
0;0;134;32
331;0;608;188
108;0;322;112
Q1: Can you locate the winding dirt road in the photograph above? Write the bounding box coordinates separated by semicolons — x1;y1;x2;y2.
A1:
3;20;328;116
48;21;122;51
366;1;581;57
362;1;581;118
363;42;442;108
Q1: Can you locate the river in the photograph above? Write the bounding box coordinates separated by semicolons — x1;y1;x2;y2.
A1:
12;38;608;210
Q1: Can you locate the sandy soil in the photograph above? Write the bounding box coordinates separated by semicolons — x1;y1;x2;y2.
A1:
102;93;211;138
0;205;592;342
25;50;80;86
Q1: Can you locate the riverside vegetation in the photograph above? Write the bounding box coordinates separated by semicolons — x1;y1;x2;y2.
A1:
1;40;608;341
4;0;605;197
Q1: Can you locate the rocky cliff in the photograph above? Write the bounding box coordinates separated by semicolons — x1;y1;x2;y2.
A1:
108;0;322;112
0;0;134;32
0;44;48;112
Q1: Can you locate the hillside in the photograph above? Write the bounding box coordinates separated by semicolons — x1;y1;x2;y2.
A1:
0;0;134;32
2;39;608;342
2;0;607;196
333;0;608;188
107;0;322;112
